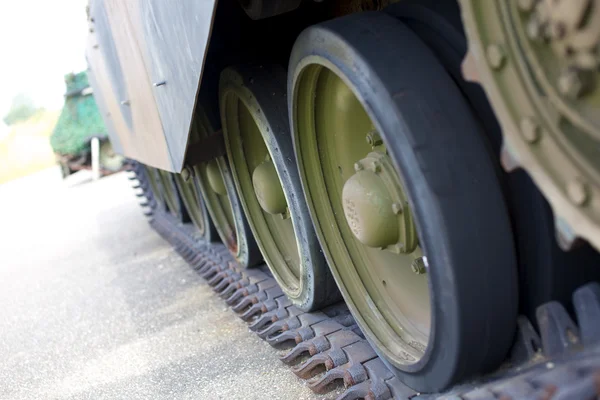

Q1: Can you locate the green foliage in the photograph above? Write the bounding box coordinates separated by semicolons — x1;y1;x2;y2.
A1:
3;93;39;126
50;71;107;156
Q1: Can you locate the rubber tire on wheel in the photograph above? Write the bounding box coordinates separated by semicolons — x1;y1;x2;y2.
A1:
220;64;340;311
145;166;166;211
157;170;190;223
387;0;600;326
190;105;262;268
174;173;217;242
289;12;518;391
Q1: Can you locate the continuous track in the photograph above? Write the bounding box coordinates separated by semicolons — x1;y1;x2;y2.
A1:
128;161;600;399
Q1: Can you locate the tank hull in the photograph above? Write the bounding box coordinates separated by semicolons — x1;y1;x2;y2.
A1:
86;0;217;172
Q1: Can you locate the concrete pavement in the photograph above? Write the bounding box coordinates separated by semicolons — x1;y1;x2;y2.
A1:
0;168;324;400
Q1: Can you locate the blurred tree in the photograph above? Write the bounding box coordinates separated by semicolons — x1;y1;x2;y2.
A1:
3;93;39;126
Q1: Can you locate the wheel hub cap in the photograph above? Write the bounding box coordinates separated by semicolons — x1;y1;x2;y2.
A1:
252;159;288;216
206;159;227;196
343;152;418;253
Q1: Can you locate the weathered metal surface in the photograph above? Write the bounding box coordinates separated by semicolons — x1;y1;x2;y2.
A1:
86;0;218;172
137;0;216;171
128;159;600;400
459;0;600;251
85;32;128;156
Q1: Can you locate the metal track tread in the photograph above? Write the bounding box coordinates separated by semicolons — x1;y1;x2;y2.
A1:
126;162;600;400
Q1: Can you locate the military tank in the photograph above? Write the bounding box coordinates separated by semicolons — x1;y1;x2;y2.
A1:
86;0;600;396
50;71;124;178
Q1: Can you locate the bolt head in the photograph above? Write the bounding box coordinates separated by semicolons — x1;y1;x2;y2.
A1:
392;202;403;215
520;117;541;143
567;178;589;206
369;161;381;173
487;44;506;69
517;0;536;12
279;207;291;220
558;68;584;99
366;131;383;147
526;16;545;41
411;257;427;275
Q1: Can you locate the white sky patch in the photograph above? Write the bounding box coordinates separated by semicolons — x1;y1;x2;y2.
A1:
0;0;89;115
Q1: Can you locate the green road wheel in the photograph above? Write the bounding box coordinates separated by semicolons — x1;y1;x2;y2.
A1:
220;65;339;311
386;0;600;338
190;106;262;267
157;169;186;221
290;12;518;391
144;166;166;210
174;171;216;242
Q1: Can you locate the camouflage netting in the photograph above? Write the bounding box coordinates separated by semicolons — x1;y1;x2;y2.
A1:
50;71;107;156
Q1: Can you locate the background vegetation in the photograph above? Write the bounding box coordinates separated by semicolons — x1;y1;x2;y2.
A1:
0;98;59;184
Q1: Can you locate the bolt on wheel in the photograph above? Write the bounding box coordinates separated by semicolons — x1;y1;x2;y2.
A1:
386;0;600;330
219;65;339;311
190;106;262;267
290;12;518;391
459;0;600;251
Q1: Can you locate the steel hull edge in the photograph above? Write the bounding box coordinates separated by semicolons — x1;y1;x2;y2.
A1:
85;0;218;172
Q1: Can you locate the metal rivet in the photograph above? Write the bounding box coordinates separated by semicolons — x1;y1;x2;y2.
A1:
366;131;383;147
392;202;403;215
517;0;536;12
370;161;381;173
411;257;427;275
526;17;544;41
558;68;585;99
487;44;506;69
567;179;589;206
520;117;541;143
280;208;291;220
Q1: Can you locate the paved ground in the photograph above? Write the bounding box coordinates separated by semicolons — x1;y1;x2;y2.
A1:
0;168;324;400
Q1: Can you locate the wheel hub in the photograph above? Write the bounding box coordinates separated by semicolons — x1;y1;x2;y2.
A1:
252;159;288;216
343;152;418;254
206;159;227;196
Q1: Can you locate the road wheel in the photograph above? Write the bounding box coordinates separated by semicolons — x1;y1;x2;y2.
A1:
387;0;600;330
144;166;166;210
220;64;339;311
157;170;189;223
289;12;518;391
174;171;217;242
191;107;262;267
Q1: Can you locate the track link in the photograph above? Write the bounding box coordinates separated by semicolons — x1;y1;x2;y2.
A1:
127;162;600;399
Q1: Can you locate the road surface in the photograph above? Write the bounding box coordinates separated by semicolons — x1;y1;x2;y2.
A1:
0;168;323;400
